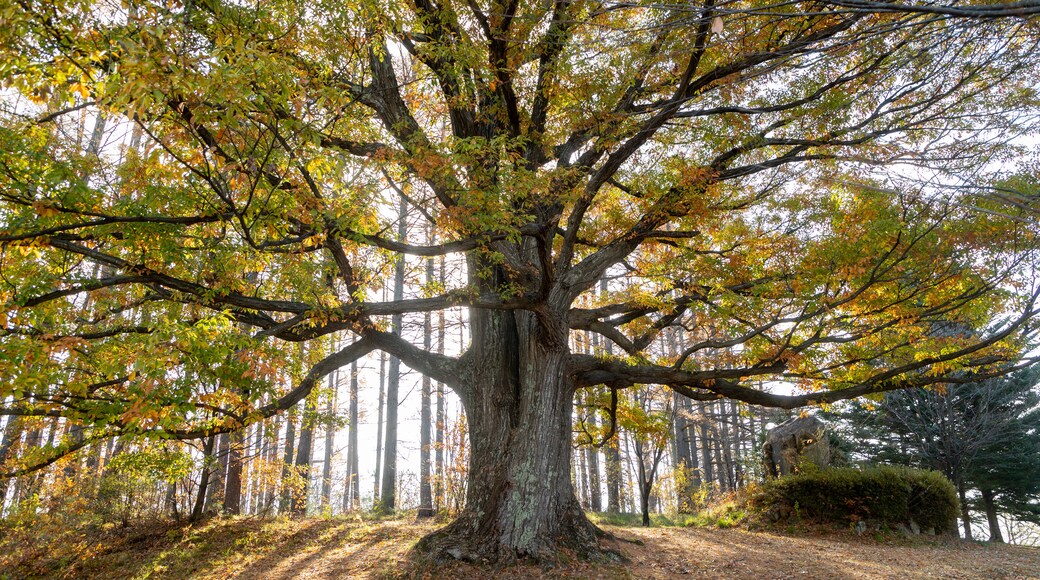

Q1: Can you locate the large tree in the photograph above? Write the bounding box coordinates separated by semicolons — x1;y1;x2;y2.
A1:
2;0;1040;562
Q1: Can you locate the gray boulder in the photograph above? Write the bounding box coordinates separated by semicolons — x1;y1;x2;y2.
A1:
764;415;832;478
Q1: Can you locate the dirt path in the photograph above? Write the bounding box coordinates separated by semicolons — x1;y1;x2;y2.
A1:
609;526;1040;579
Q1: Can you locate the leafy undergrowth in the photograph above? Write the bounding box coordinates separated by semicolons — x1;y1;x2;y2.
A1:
3;513;1039;579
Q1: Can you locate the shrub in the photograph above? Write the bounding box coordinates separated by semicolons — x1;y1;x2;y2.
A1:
753;465;958;534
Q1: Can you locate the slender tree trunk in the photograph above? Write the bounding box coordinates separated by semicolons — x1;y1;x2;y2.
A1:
379;192;407;512
957;479;974;540
205;433;226;511
165;480;180;521
321;372;336;511
623;430;638;512
980;488;1003;543
260;415;278;514
418;248;435;518
635;438;651;526
279;403;298;512
224;429;244;515
17;426;43;501
699;417;714;489
292;393;317;516
719;403;735;491
600;277;621;514
434;380;445;511
0;416;22;509
606;435;621;513
191;436;215;522
434;257;446;511
63;422;84;480
374;350;386;504
730;402;744;488
344;360;361;512
586;412;602;512
246;422;262;514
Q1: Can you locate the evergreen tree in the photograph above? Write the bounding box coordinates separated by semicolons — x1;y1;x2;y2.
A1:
834;368;1040;541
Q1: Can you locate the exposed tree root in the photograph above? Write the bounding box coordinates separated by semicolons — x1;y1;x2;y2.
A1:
413;503;625;565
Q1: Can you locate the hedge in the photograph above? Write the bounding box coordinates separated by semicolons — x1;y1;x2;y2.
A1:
754;465;959;533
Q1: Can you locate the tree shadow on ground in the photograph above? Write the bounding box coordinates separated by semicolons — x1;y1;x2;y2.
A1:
13;515;1038;579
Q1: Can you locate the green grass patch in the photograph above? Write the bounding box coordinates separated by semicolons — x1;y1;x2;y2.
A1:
587;511;699;527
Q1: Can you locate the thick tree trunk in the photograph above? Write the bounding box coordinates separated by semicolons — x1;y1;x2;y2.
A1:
416;308;612;563
980;488;1004;543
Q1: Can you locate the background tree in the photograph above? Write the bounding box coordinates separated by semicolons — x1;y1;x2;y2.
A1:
1;0;1039;562
834;368;1040;542
623;386;672;526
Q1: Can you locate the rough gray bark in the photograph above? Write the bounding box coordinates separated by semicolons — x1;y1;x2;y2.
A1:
247;422;263;513
204;432;226;510
223;428;244;514
418;256;435;518
577;437;590;508
279;403;298;512
374;349;385;504
379;190;407;513
434;256;447;511
292;393;316;516
699;404;715;488
585;410;602;512
600;280;622;514
262;416;280;513
0;416;22;509
342;361;359;512
165;480;180;521
719;404;735;491
673;395;699;512
320;372;336;510
606;436;621;513
416;290;611;562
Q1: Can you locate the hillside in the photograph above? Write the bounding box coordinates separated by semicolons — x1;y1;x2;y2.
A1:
2;516;1038;579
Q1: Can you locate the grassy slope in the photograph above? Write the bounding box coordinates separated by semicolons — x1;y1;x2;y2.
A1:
2;514;1038;579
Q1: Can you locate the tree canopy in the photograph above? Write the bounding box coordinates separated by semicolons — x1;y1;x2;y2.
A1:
2;0;1040;560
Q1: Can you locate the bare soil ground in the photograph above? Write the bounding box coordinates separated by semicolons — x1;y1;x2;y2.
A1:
2;516;1038;579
